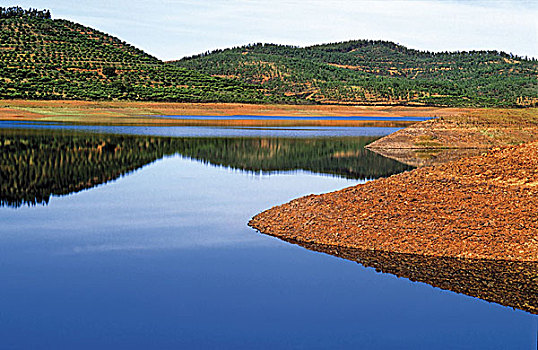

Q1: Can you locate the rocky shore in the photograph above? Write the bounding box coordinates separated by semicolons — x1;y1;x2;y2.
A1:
249;140;538;262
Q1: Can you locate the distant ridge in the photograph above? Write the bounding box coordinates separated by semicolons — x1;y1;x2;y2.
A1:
174;41;538;107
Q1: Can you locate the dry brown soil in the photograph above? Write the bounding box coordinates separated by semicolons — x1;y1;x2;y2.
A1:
0;99;470;126
250;141;538;262
367;108;538;149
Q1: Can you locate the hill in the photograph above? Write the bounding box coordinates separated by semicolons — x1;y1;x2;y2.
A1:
1;7;536;107
0;7;279;103
174;41;538;107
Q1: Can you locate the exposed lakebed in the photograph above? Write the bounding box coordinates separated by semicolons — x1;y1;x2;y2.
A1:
152;115;432;121
0;122;535;349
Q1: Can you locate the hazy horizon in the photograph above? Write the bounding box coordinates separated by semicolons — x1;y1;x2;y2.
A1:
4;0;538;60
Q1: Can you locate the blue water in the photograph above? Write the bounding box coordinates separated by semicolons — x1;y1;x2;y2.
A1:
0;121;402;138
0;125;535;349
151;115;431;122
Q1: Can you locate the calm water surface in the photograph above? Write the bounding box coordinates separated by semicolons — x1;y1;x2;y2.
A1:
0;123;535;349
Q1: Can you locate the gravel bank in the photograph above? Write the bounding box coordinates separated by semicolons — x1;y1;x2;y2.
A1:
249;141;538;261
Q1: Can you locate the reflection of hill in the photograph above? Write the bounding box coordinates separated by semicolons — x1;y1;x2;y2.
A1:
0;130;174;208
0;129;413;207
182;137;413;178
290;240;538;315
367;148;485;167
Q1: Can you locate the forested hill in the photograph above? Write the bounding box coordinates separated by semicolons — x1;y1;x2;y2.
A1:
174;41;538;107
0;7;277;103
1;7;536;107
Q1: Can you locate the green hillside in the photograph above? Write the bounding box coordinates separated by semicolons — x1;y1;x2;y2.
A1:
0;7;278;103
1;7;537;107
174;41;538;107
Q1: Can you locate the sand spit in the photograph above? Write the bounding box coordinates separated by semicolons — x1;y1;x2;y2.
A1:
249;141;538;262
366;147;485;167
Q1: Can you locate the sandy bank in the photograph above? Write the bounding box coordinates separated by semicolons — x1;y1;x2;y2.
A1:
367;108;538;150
0;99;470;125
249;141;538;262
366;108;538;167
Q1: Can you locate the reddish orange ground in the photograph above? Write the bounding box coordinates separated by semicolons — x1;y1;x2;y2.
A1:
367;108;538;149
0;99;472;124
250;141;538;262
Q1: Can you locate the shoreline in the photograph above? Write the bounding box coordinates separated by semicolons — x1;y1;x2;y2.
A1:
365;107;538;166
249;140;538;262
366;108;538;149
250;108;538;262
2;100;537;261
0;99;472;126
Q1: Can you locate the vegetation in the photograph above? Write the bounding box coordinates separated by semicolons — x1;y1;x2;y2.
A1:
0;6;50;19
0;129;412;207
175;42;538;107
2;7;536;107
0;7;281;103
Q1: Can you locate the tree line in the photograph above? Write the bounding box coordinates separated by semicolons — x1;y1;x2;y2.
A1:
174;41;538;107
0;6;51;19
0;14;288;103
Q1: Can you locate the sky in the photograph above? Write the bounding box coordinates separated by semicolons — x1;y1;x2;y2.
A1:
5;0;538;60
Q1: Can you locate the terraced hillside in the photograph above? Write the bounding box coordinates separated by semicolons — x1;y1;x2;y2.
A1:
174;41;538;107
2;7;536;107
0;8;274;103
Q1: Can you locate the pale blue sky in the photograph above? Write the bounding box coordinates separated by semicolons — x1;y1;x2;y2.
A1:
5;0;538;60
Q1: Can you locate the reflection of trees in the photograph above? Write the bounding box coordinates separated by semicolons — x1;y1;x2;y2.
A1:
0;129;413;207
289;240;538;315
182;137;413;178
0;130;173;208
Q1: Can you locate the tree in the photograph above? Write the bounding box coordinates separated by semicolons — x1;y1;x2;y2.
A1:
102;67;117;78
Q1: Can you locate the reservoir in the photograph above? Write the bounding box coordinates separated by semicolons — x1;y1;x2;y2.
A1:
0;122;535;349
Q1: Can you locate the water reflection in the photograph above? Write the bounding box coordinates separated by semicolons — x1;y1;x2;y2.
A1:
368;147;486;167
287;240;538;315
0;128;413;208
